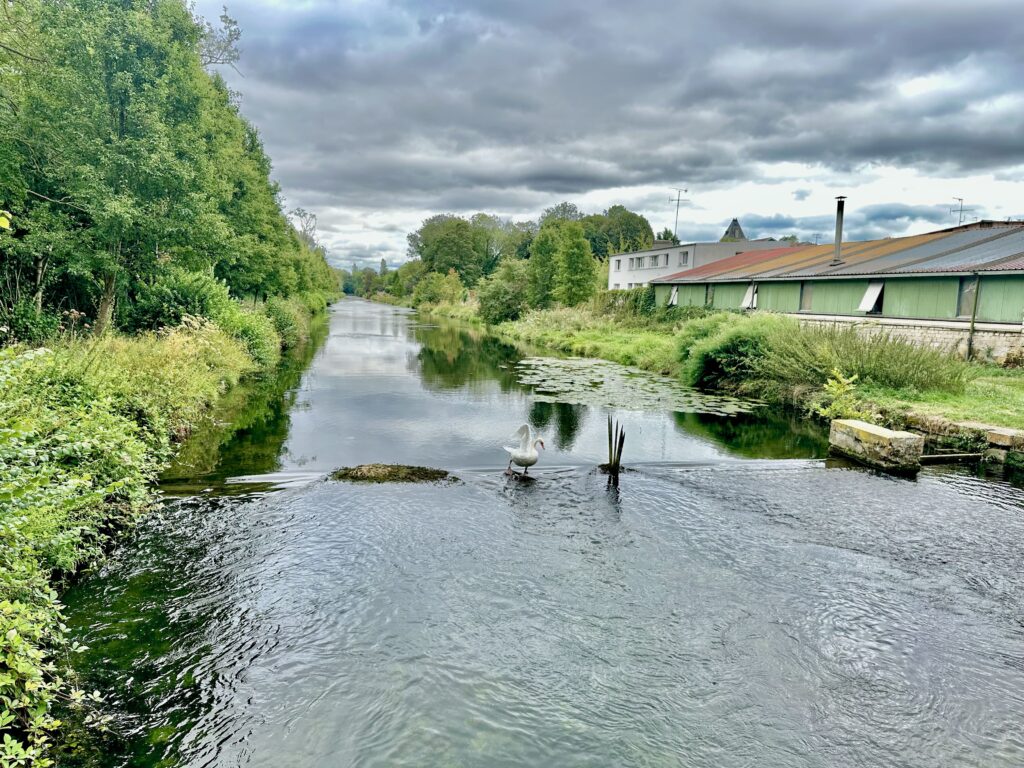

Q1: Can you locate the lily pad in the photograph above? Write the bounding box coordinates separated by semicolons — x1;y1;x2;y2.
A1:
514;357;757;415
330;464;459;484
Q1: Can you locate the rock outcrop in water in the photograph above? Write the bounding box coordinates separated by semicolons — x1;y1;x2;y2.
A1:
330;464;459;484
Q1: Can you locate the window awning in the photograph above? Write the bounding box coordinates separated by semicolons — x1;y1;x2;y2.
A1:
858;281;884;312
741;284;757;309
669;286;679;306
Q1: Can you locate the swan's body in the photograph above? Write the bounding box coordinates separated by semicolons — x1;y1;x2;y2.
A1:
504;424;544;474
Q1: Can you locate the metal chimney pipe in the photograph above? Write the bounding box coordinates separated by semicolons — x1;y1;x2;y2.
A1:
832;196;847;265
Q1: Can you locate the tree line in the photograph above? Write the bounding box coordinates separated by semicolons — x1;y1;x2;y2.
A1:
341;201;658;323
0;0;337;344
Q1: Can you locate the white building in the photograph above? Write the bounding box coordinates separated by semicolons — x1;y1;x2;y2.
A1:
608;238;782;290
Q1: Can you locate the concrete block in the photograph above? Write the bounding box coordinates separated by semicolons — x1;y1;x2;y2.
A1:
829;419;924;473
986;428;1024;450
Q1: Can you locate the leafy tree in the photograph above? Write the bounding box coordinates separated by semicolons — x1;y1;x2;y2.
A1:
554;222;596;306
412;269;464;306
380;257;388;275
407;215;482;286
657;227;681;245
528;222;562;308
603;205;654;254
540;201;583;224
477;259;530;324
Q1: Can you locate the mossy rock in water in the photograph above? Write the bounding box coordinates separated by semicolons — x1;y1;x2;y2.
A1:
330;464;458;484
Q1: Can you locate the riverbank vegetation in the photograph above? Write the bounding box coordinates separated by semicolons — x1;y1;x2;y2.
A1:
1;1;337;762
410;286;1024;430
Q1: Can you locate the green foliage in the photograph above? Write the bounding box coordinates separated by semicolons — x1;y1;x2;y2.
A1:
477;259;530;324
0;0;336;337
264;297;312;350
120;269;233;333
657;227;680;245
554;222;596;306
528;223;561;308
0;323;256;764
211;303;281;369
752;323;971;395
812;369;875;421
412;270;464;307
0;303;60;346
680;313;792;390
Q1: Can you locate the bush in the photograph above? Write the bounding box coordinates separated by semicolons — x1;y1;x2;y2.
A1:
412;270;464;307
0;323;254;760
212;302;281;368
264;296;311;349
755;323;971;394
121;268;233;332
477;260;530;324
0;300;61;345
681;313;793;390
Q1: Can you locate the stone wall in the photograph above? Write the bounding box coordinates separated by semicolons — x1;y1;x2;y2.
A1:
791;313;1024;362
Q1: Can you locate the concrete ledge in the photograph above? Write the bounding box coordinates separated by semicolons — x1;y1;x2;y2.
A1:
829;419;924;473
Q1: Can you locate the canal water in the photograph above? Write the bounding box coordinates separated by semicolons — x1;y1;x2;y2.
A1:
61;299;1024;767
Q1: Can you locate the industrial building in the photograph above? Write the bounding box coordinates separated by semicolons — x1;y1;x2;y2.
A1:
607;219;779;290
651;220;1024;358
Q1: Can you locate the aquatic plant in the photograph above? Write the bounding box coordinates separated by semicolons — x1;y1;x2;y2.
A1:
329;464;458;484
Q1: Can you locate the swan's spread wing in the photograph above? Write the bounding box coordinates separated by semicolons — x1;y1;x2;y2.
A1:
514;423;532;451
503;445;517;455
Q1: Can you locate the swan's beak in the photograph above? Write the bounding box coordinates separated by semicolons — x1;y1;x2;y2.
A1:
539;440;545;450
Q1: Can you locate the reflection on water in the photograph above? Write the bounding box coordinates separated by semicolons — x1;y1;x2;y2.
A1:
58;300;1024;768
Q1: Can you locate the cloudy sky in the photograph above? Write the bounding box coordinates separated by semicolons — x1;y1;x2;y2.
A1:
195;0;1024;269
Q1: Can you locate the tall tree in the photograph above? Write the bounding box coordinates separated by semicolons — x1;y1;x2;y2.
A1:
528;222;561;308
554;222;596;306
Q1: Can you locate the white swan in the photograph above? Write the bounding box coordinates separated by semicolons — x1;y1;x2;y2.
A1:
504;424;544;475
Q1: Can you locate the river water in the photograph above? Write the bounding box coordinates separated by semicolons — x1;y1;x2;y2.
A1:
61;299;1024;767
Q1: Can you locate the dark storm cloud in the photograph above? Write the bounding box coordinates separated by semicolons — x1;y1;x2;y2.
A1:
197;0;1024;253
740;203;965;242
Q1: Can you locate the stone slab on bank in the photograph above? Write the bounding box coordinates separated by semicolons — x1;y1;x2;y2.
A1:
829;419;925;473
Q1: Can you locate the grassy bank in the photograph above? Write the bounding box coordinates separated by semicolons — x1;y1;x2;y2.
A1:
0;294;330;765
390;290;1024;431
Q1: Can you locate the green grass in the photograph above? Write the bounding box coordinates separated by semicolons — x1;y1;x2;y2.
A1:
863;368;1024;429
496;307;680;373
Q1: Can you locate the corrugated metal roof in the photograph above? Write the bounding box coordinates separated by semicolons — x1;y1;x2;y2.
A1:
652;222;1024;283
655;245;808;283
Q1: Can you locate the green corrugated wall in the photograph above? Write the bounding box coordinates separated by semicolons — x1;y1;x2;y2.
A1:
653;275;1024;324
977;276;1024;323
882;277;959;320
757;282;800;312
711;283;748;310
655;284;709;307
805;280;869;315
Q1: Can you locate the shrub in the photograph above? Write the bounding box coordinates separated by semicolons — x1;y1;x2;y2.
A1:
264;296;311;349
681;313;793;390
812;369;876;421
0;323;253;761
121;268;233;332
0;300;61;345
212;302;281;368
412;270;464;307
755;323;970;394
477;260;530;324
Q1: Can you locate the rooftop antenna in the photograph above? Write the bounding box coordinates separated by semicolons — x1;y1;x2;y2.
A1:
831;196;846;266
669;188;689;240
951;197;973;226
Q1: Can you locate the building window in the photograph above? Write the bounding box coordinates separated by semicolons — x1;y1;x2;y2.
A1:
858;281;885;314
957;277;979;318
613;283;620;289
741;284;758;310
678;250;690;267
615;259;621;272
669;286;679;306
799;282;813;311
628;258;634;270
705;284;715;306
